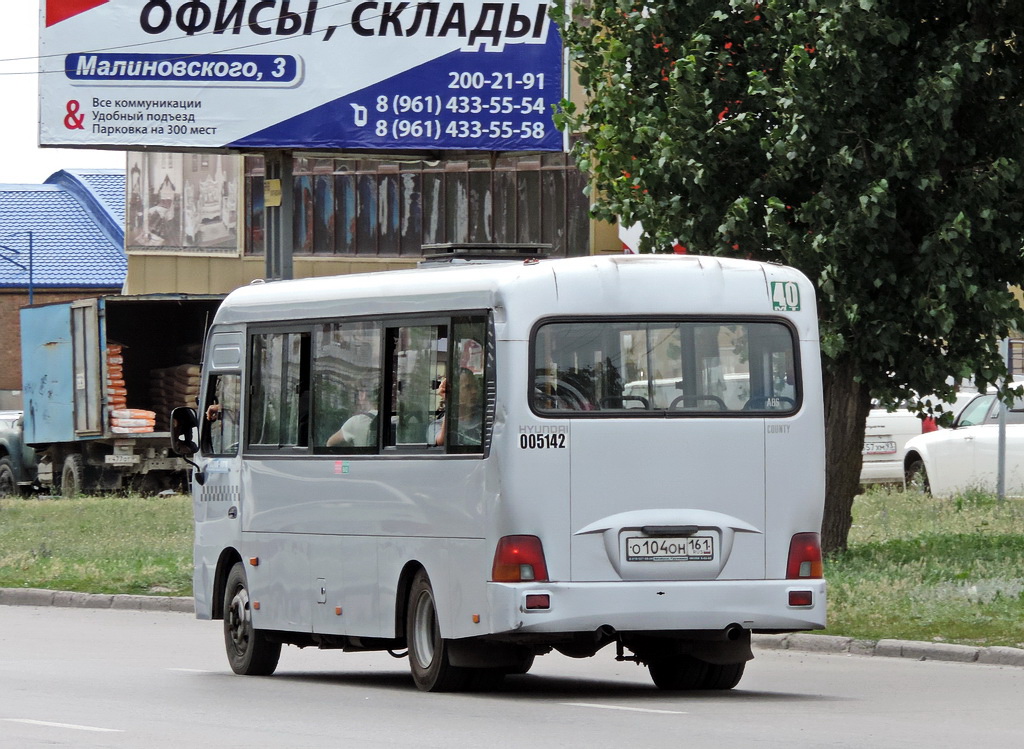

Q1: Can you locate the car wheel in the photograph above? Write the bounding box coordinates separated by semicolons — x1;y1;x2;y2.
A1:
905;458;931;494
223;562;281;676
0;457;17;498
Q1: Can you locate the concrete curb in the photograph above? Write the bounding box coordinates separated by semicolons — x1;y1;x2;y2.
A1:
0;587;194;614
753;632;1024;667
3;588;1022;667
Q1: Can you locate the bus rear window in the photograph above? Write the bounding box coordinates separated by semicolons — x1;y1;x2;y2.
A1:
531;320;798;415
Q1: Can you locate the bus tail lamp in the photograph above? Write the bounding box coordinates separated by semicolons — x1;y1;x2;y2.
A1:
525;594;550;610
788;590;814;607
786;532;823;579
492;535;549;582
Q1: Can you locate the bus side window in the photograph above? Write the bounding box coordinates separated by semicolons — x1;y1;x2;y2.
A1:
313;321;382;452
248;331;311;448
448;319;487;450
386;324;447;447
202;374;241;455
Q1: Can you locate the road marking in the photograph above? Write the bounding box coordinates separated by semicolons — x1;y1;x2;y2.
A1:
562;703;687;715
3;719;123;733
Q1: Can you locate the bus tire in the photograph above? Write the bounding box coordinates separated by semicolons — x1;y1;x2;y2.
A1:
223;562;281;676
406;570;470;692
647;654;708;690
700;661;745;690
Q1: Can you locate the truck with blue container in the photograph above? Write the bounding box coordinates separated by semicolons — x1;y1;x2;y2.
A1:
20;294;222;495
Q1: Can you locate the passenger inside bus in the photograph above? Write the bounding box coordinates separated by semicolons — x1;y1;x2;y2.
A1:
430;368;483;446
326;385;378;447
428;376;448;445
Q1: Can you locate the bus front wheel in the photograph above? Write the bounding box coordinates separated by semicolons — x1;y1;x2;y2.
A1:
406;570;470;692
223;562;281;676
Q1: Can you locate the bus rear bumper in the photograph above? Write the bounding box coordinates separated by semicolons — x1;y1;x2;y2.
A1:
485;578;827;635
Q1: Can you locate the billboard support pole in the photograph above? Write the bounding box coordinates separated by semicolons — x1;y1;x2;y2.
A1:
264;151;294;281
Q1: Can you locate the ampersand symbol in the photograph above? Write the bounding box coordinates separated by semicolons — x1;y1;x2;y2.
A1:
64;100;85;130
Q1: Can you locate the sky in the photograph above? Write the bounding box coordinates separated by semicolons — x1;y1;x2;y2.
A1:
0;4;125;185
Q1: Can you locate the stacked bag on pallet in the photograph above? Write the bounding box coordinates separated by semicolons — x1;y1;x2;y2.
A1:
106;342;127;410
149;363;202;431
107;342;157;433
110;408;157;433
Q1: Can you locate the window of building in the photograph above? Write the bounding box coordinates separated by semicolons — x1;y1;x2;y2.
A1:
243;154;590;258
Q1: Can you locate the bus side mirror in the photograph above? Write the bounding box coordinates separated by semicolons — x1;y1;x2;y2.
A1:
170;406;199;457
170;406;206;486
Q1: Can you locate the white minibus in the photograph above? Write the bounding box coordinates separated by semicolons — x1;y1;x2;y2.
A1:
171;252;826;691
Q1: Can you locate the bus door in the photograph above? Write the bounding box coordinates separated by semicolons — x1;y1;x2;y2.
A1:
194;333;245;614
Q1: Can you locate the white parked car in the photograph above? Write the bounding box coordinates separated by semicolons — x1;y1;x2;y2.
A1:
902;394;1024;496
861;392;977;485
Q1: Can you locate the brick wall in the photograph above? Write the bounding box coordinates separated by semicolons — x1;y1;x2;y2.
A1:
0;289;119;393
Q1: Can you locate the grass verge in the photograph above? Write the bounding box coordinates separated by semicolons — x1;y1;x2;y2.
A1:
0;494;192;597
823;486;1024;648
2;487;1023;648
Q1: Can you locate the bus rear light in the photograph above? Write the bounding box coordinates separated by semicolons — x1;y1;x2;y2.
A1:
789;590;813;607
525;594;550;610
492;535;549;582
786;532;823;579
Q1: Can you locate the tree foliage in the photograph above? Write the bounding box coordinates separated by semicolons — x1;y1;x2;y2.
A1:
552;0;1024;551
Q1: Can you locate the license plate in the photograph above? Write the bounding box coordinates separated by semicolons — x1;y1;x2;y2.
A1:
863;440;897;455
626;535;715;562
105;454;140;465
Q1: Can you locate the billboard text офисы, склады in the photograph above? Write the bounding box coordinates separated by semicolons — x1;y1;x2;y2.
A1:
39;0;565;152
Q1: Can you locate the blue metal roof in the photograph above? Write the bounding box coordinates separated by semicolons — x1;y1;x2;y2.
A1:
0;171;126;289
44;169;126;248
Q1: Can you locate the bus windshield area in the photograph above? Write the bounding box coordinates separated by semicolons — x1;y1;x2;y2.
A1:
532;319;798;415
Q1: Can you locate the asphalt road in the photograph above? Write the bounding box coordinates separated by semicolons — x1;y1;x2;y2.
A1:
1;604;1022;748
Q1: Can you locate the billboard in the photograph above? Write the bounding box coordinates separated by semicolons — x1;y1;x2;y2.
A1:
39;0;565;152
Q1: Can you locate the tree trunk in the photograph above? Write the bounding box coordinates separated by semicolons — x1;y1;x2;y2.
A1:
821;360;872;555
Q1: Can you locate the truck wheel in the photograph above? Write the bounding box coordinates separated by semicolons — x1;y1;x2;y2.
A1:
406;570;470;692
61;455;86;498
0;457;17;497
223;562;281;676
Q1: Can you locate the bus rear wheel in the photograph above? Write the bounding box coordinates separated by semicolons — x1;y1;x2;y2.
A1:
406;570;470;692
701;661;746;690
647;654;708;690
223;562;281;676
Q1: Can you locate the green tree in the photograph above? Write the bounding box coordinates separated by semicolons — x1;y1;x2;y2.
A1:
552;0;1024;552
